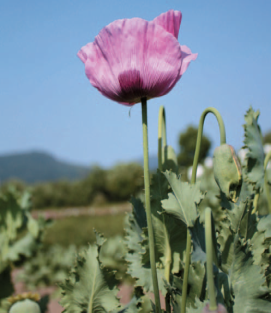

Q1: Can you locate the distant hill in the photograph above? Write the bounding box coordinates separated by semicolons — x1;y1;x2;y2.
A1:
0;151;91;184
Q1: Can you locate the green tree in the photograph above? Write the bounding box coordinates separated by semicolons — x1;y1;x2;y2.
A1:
177;125;211;167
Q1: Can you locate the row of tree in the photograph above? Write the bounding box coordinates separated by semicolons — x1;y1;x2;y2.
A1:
2;127;270;209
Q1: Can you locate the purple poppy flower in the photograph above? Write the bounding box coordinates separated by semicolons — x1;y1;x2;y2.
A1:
78;10;197;106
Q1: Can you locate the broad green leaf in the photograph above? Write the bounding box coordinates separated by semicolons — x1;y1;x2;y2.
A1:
18;244;78;289
26;213;40;238
149;172;187;273
124;196;166;295
250;215;271;271
118;289;152;313
170;261;206;310
189;218;206;263
243;107;265;191
98;235;127;277
95;231;126;284
162;171;204;227
60;244;120;313
217;221;234;274
0;191;24;240
141;172;188;295
4;232;41;262
229;237;271;313
219;177;253;234
189;216;220;267
197;169;222;225
217;179;254;273
0;189;48;273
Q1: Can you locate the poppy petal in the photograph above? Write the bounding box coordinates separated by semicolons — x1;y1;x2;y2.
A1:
152;10;182;39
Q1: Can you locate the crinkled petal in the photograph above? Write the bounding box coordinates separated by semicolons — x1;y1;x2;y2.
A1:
78;17;183;105
152;10;182;39
179;45;198;76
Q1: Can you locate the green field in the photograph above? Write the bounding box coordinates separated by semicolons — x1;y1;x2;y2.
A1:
43;213;127;247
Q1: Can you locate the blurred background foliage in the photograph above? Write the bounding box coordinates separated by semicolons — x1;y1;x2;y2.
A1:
1;128;271;211
177;125;211;167
1;127;271;304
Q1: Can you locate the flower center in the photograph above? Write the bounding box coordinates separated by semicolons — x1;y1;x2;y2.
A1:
118;69;147;102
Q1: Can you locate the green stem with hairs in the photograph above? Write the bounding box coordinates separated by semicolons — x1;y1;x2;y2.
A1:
141;98;162;313
205;207;217;311
158;105;167;170
252;192;260;215
264;151;271;213
158;105;171;313
181;107;226;313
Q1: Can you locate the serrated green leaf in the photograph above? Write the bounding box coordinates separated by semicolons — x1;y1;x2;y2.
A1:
0;189;47;273
162;171;204;227
229;237;271;313
60;245;120;313
243;107;265;191
4;232;41;262
251;215;271;271
150;172;187;272
0;192;24;240
217;179;254;273
26;213;40;238
171;261;206;310
95;231;126;284
124;196;166;295
118;289;152;313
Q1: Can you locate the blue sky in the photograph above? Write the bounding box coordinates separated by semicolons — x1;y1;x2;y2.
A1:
0;0;270;168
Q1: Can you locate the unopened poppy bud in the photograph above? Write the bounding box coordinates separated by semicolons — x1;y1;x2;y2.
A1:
213;144;242;202
9;299;41;313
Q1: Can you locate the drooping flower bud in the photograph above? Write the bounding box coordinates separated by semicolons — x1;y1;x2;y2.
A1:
213;144;242;202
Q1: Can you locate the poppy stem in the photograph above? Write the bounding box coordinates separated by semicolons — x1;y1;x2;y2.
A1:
158;106;171;313
141;98;162;313
181;107;225;313
205;208;217;311
158;106;167;171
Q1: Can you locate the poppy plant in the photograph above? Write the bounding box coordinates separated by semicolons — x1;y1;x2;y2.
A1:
78;10;197;105
78;10;197;313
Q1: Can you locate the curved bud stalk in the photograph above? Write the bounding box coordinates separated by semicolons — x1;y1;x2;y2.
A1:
191;107;226;184
181;107;226;313
141;98;162;313
264;151;271;213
